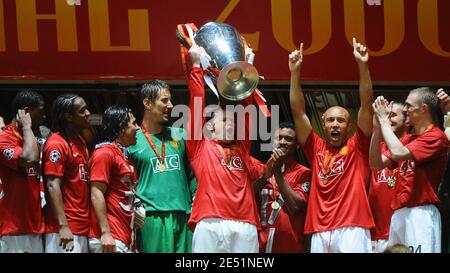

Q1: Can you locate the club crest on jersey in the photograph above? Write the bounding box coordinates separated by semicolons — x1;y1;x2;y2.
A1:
49;150;61;163
3;148;14;160
302;181;311;193
170;140;180;149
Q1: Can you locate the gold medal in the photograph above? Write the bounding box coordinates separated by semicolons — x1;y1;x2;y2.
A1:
271;201;280;210
322;175;328;185
387;176;395;188
157;162;166;172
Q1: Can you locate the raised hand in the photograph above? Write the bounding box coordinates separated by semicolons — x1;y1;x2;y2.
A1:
437;88;450;114
245;47;255;65
189;44;210;68
270;148;288;171
289;43;304;73
16;109;32;132
372;96;390;124
353;37;369;63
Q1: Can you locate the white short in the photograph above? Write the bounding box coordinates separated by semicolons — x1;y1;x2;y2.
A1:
44;233;88;253
192;218;259;253
311;226;372;253
88;237;132;253
388;204;441;253
0;234;44;253
371;239;389;253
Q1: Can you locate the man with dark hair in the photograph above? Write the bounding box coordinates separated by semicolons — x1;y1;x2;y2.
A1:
368;101;407;253
252;121;312;253
44;94;91;253
289;38;375;253
88;105;140;253
0;90;46;253
371;87;449;253
128;80;197;253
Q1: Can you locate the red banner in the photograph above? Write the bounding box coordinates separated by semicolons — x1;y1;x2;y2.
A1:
0;0;449;83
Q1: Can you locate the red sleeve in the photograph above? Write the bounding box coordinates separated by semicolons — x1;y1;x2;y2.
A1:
247;156;265;182
44;139;67;177
88;148;114;185
186;67;205;159
302;130;317;164
353;126;371;155
0;134;21;171
239;95;254;152
292;167;312;204
405;130;448;165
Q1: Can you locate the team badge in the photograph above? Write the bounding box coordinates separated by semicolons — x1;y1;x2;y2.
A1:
339;146;348;155
302;181;311;193
170;140;180;148
49;150;61;163
3;148;14;160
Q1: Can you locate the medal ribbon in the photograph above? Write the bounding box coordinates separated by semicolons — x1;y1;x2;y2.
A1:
215;144;231;165
269;175;280;201
141;125;165;165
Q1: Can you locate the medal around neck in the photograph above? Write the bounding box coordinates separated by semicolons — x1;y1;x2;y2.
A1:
157;162;166;172
271;201;280;210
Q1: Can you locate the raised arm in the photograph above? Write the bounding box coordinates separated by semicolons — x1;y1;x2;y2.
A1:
369;108;393;170
17;109;39;168
289;43;312;146
186;45;207;150
437;88;450;115
353;38;374;136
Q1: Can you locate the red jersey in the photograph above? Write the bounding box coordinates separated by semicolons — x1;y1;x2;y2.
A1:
368;144;396;240
88;143;138;248
253;158;311;253
43;132;90;236
186;67;260;230
302;128;375;234
0;125;44;235
384;126;449;210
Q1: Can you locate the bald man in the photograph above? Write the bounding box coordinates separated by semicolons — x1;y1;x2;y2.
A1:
289;38;375;253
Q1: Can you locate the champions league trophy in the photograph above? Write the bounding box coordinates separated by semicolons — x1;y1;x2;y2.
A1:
193;22;259;101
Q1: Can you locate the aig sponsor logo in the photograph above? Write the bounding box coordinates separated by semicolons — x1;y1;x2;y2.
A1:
151;154;181;173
